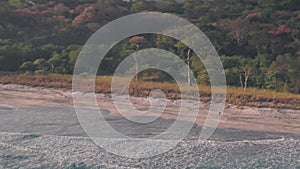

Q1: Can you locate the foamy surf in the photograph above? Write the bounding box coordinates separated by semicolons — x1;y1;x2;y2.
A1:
0;105;300;168
0;131;300;168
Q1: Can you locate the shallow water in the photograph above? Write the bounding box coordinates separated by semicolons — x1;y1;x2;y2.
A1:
0;106;300;168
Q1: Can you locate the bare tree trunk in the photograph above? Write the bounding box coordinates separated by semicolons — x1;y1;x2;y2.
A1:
134;44;139;82
187;49;192;86
243;68;250;91
244;75;248;91
51;64;54;73
239;71;243;88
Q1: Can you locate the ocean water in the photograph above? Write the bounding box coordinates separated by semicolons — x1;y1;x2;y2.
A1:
0;106;300;168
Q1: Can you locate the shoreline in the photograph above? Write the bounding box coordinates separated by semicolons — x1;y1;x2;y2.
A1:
0;83;300;135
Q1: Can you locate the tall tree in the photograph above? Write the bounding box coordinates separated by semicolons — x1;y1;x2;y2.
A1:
234;56;255;90
129;36;145;81
219;18;251;47
175;42;193;86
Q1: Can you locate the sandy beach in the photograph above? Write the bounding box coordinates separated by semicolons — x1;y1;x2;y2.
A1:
1;83;300;168
1;83;300;135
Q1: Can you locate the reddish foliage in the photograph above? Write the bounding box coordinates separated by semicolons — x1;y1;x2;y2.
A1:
187;18;200;24
15;4;52;17
15;8;34;16
53;3;66;13
30;5;39;11
64;18;73;23
246;12;260;19
53;15;72;23
30;4;47;11
74;5;86;14
48;1;56;6
83;6;95;15
211;22;217;27
41;9;52;16
31;11;39;15
53;15;66;21
129;36;145;44
278;25;290;33
269;25;291;36
292;29;299;34
73;5;95;24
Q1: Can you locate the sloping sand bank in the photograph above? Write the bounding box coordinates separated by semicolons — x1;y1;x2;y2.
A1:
1;84;300;135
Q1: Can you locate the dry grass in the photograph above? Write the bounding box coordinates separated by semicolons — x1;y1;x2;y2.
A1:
0;73;299;109
0;73;73;89
226;87;300;109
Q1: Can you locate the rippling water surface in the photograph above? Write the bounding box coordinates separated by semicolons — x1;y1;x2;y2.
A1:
0;106;300;168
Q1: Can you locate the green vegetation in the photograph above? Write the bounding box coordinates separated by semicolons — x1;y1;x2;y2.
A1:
0;0;299;94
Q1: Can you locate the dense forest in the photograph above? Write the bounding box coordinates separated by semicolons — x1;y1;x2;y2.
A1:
0;0;299;93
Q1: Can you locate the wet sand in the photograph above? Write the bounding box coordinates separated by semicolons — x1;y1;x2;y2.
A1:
1;84;300;135
1;84;300;168
0;105;300;168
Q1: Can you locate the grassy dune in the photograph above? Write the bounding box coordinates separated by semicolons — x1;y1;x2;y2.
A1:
0;73;299;109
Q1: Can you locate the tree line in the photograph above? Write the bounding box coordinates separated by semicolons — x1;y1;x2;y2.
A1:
0;0;299;93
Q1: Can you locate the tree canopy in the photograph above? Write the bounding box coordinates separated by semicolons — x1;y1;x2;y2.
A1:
0;0;299;93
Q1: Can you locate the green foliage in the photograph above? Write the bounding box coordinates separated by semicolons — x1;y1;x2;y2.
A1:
33;58;49;73
20;61;34;72
0;0;299;93
267;54;300;93
0;40;30;71
40;44;61;60
9;0;24;8
68;45;82;65
48;58;60;72
265;70;285;91
130;1;147;12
